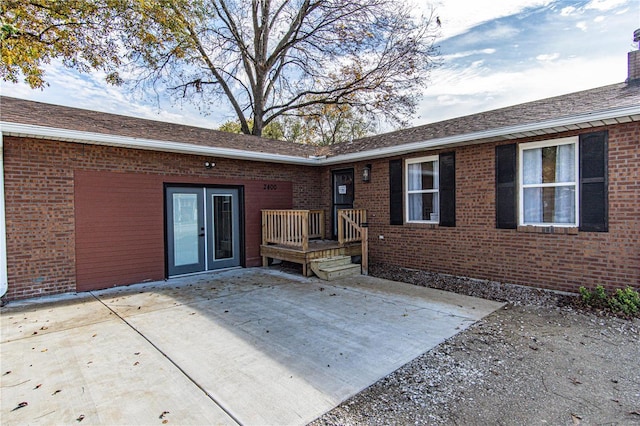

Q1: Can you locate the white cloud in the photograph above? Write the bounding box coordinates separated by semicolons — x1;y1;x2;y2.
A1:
585;0;630;11
560;6;578;16
593;15;605;22
536;53;560;62
415;52;628;125
576;21;588;31
442;48;497;60
428;0;553;39
481;24;521;40
435;94;460;106
1;62;223;129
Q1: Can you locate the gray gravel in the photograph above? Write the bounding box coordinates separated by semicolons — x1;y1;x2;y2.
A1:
310;264;640;426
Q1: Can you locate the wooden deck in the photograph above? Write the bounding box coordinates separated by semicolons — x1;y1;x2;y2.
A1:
261;209;367;277
260;240;362;276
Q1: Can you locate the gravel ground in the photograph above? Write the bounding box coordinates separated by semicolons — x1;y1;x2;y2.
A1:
311;264;640;426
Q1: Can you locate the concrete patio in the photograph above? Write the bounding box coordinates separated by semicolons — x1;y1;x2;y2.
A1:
1;268;503;425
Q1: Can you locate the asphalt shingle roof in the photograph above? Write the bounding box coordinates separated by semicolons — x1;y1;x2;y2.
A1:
330;82;640;156
0;96;317;158
2;81;638;160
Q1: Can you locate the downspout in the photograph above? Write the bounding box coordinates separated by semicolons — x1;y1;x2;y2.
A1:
0;128;7;299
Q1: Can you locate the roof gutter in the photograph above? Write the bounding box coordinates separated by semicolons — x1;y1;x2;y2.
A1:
320;104;640;164
0;122;322;165
2;103;640;167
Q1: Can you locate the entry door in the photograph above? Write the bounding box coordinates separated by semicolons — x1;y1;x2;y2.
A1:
166;187;240;276
332;169;354;239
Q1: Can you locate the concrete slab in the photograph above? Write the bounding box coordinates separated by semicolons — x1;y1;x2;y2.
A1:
1;268;503;426
0;304;238;425
0;293;114;343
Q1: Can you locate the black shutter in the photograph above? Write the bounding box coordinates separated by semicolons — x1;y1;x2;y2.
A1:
389;159;403;225
495;144;517;229
579;131;608;232
439;152;456;227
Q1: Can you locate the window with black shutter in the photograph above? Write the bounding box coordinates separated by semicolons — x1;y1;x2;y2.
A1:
403;154;456;226
495;144;517;229
496;131;608;231
439;152;456;227
579;131;608;232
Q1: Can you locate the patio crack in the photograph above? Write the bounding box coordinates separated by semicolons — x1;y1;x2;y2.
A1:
90;292;243;426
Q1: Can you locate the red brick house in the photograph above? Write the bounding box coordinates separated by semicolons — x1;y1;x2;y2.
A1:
1;55;639;301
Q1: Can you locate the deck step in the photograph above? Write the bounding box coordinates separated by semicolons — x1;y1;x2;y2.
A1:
311;255;352;269
310;256;361;280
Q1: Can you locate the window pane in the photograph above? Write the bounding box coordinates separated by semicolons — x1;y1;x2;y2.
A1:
541;146;558;183
408;193;439;221
408;161;437;191
549;186;575;223
523;186;575;224
407;163;420;191
523;149;542;185
524;144;575;185
523;187;542;223
554;144;575;183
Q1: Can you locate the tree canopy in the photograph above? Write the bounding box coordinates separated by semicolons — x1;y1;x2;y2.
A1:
2;0;441;138
122;0;440;136
220;103;376;146
0;0;124;88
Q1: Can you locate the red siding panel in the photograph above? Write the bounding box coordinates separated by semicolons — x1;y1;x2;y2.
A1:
74;171;164;291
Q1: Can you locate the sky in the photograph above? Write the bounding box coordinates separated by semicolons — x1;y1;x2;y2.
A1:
1;0;639;132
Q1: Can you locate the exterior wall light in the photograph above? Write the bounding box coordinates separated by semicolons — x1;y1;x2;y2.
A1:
204;161;216;169
362;164;371;182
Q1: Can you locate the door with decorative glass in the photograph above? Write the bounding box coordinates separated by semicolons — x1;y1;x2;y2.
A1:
166;187;240;276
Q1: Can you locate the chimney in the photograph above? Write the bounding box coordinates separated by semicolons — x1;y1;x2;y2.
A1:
628;28;640;82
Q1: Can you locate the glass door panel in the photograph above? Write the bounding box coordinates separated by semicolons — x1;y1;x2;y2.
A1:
166;188;204;276
206;188;240;269
213;195;233;260
173;193;200;265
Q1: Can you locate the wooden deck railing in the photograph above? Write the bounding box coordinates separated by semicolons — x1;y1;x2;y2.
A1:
261;209;325;251
337;209;368;275
337;209;367;245
262;208;368;275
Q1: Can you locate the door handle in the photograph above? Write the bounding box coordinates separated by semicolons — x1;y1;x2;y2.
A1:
199;233;205;237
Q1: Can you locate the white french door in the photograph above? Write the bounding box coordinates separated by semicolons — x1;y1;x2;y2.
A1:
166;187;240;276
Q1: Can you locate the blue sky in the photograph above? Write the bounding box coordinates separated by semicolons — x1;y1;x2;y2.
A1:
1;0;638;131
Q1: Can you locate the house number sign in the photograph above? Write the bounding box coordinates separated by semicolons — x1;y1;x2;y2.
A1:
263;184;278;190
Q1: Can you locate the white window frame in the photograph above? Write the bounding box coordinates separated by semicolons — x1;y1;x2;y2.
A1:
405;155;439;224
518;136;579;227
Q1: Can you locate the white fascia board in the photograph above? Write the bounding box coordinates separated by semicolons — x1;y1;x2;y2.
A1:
2;103;640;167
0;122;320;165
321;104;640;164
0;132;7;298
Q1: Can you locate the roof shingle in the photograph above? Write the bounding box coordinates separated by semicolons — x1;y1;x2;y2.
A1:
2;81;638;160
330;82;640;156
0;96;318;158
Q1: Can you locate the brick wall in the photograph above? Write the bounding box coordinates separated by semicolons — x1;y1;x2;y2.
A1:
323;123;639;293
628;50;640;82
3;137;322;300
3;121;638;300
